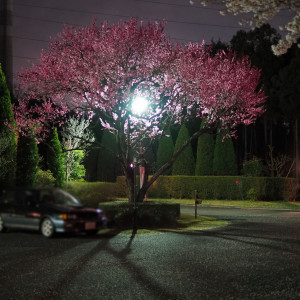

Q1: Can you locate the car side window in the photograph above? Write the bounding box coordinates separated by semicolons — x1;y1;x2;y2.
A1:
40;191;54;204
14;190;38;207
0;191;16;205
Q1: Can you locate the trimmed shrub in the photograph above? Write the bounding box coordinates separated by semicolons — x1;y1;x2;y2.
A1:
283;179;300;202
242;157;264;176
0;131;16;187
213;128;238;175
0;65;16;188
97;131;120;182
116;175;297;201
47;128;65;187
195;120;214;175
156;129;174;175
35;169;55;187
16;134;39;187
98;201;180;228
172;124;195;175
246;187;259;201
65;181;117;207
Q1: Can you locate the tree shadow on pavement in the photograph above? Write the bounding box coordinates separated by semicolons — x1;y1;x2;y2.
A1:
49;229;184;300
156;222;300;257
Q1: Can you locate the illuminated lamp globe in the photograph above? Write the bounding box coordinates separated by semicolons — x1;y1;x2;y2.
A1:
131;96;149;115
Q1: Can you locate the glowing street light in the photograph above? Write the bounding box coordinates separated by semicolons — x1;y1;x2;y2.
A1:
131;96;149;115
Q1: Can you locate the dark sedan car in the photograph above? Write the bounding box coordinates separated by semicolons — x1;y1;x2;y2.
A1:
0;188;107;238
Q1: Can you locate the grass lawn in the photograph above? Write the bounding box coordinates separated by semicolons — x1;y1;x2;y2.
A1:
105;214;228;236
98;198;300;236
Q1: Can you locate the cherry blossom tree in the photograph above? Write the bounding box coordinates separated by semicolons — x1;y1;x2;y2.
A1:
190;0;300;55
15;18;265;202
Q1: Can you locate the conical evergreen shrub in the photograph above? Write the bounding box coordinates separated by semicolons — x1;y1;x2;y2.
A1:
97;130;120;182
0;65;16;187
47;128;65;187
195;119;214;175
156;130;174;175
172;124;195;175
213;128;238;175
16;134;39;187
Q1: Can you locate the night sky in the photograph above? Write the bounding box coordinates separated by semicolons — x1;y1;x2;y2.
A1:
12;0;291;81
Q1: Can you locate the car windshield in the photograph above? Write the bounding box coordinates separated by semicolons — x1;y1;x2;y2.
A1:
42;190;82;207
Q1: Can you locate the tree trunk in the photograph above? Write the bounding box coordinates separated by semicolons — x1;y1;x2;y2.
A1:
124;164;135;203
296;118;299;182
129;126;214;203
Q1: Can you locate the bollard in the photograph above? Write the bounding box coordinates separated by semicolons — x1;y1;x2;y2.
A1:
195;190;198;219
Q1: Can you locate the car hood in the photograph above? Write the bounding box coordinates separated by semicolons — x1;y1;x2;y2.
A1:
41;203;99;214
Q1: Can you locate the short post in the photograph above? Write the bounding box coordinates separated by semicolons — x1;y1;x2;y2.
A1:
133;161;138;233
194;189;199;219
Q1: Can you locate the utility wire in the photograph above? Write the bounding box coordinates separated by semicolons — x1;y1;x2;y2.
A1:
133;0;223;10
13;35;50;43
13;55;39;60
13;2;248;29
13;13;247;30
14;3;134;19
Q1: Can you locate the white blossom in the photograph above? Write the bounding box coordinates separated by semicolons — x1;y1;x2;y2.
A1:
192;0;300;55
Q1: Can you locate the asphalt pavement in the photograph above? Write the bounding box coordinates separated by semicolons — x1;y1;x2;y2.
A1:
0;206;299;300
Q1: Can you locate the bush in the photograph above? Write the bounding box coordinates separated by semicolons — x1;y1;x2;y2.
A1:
172;124;195;175
156;129;174;175
0;65;16;188
116;175;297;201
283;180;300;202
195;119;214;175
35;169;55;187
65;181;117;207
213;128;238;176
16;134;39;187
97;131;121;182
47;128;65;187
246;188;259;201
242;157;264;176
98;201;180;228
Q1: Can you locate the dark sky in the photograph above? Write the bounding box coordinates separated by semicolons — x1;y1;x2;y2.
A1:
12;0;290;79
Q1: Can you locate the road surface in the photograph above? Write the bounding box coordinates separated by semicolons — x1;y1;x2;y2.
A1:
0;206;299;299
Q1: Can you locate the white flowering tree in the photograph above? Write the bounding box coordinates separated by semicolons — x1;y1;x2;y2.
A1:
191;0;300;55
61;116;95;181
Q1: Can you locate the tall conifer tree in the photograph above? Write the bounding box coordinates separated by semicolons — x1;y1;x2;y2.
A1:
156;130;174;175
16;134;39;187
97;131;120;182
195;119;215;175
213;128;238;175
172;124;195;175
0;65;16;187
47;128;65;187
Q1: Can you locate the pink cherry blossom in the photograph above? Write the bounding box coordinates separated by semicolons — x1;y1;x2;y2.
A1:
15;18;265;202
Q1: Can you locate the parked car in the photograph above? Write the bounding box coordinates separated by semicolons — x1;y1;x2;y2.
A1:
0;188;107;238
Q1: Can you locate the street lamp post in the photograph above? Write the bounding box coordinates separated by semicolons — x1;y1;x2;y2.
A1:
132;158;138;233
130;96;149;234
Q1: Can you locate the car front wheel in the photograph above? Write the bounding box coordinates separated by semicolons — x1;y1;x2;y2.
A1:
41;218;55;238
0;215;7;233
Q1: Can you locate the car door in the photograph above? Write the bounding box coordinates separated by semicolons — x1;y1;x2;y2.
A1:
16;190;41;230
0;190;18;227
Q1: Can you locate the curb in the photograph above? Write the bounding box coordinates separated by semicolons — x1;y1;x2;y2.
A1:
181;204;300;211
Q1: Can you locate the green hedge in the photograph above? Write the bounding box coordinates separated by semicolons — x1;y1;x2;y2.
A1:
65;181;117;207
116;176;298;201
98;201;180;228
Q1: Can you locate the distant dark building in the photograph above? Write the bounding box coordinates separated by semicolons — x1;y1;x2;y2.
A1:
0;0;13;91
